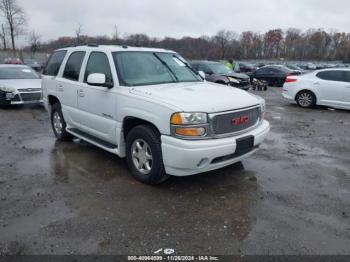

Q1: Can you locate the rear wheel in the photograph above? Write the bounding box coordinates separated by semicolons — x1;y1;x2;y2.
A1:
51;103;73;141
126;125;169;185
296;91;316;108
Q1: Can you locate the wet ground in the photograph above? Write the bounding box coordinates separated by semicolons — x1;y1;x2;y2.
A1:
0;87;349;255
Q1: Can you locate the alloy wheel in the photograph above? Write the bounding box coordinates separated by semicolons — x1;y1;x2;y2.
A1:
131;139;153;175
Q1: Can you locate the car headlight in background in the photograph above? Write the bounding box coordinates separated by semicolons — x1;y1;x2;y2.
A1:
227;77;240;84
171;112;209;138
0;86;15;93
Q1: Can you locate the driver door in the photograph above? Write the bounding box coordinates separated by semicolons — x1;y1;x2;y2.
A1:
77;51;117;144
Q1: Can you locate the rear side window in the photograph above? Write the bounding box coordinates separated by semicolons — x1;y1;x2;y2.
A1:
316;71;345;82
43;50;67;76
343;72;350;83
63;51;86;81
84;52;113;84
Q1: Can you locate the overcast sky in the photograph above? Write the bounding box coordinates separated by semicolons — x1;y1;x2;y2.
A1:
17;0;350;45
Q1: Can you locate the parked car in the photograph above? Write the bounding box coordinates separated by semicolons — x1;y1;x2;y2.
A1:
23;59;42;72
285;64;305;74
190;60;251;90
0;65;42;106
282;68;350;109
234;62;257;80
253;65;300;87
4;58;23;65
42;45;270;184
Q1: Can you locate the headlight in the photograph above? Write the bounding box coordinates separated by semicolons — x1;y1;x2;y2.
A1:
171;112;208;138
0;86;15;93
171;112;208;125
227;77;240;84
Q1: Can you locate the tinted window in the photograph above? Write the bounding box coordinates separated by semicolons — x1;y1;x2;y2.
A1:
63;51;85;81
84;52;113;84
343;71;350;82
256;67;269;74
198;64;211;74
43;50;67;76
316;71;345;82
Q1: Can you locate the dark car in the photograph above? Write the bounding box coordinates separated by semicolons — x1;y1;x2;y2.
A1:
253;65;300;87
190;61;251;90
234;62;257;80
23;59;42;72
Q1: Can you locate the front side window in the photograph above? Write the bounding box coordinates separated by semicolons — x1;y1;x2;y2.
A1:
113;52;201;86
0;67;39;79
43;50;67;76
63;51;86;81
84;52;113;84
316;71;345;82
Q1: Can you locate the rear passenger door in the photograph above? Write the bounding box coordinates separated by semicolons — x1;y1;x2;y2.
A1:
78;51;117;144
315;70;350;107
56;51;86;128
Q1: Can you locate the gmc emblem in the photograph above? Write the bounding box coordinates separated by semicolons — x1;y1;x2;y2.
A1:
232;116;249;126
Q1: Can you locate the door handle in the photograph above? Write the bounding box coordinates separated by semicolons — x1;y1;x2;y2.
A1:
313;82;320;85
346;86;350;88
57;84;63;92
78;89;85;97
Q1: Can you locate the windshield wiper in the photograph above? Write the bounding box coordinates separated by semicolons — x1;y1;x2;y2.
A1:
153;53;178;82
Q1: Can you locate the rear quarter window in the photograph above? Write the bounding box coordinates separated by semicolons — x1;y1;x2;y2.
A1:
43;50;67;76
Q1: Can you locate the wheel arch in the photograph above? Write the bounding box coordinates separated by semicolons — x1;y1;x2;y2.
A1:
295;89;317;104
122;116;161;140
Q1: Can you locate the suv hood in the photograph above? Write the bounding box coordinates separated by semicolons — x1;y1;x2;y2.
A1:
0;79;42;91
129;82;261;112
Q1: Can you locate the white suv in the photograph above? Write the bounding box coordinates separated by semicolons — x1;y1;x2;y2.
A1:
42;45;270;184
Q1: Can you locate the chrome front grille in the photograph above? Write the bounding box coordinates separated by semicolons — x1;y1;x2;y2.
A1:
211;106;261;136
19;92;42;102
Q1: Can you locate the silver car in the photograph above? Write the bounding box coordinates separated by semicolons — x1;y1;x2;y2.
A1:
0;65;42;106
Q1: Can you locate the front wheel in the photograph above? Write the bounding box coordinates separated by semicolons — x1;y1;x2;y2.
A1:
126;125;169;185
296;91;316;108
51;103;73;141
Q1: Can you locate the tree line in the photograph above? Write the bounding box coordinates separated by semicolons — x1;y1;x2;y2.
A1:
1;0;350;62
33;28;350;63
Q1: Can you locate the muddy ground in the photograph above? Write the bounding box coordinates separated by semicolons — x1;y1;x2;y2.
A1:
0;87;349;255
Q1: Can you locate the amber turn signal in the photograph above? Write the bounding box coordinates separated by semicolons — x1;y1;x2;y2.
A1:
175;127;206;137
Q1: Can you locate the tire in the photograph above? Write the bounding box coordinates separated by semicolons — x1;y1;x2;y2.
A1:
126;125;169;185
296;91;316;108
51;103;73;141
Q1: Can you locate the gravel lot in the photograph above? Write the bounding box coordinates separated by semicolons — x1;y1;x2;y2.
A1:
0;87;349;255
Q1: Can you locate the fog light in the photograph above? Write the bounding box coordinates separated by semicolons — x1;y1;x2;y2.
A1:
175;127;206;137
6;93;15;99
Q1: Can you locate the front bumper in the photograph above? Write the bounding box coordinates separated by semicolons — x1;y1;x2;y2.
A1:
161;120;270;176
0;91;43;105
282;92;295;103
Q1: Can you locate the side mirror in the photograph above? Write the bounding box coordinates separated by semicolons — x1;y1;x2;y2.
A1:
198;71;206;79
87;73;113;88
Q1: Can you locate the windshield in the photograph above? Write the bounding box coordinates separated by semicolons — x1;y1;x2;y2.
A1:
207;63;231;75
0;67;39;79
113;51;202;86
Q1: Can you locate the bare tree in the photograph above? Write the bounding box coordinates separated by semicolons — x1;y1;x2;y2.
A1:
75;22;83;44
28;30;40;57
0;0;26;51
0;23;7;49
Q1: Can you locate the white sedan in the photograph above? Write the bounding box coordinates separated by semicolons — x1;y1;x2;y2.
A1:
0;65;42;106
282;68;350;109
